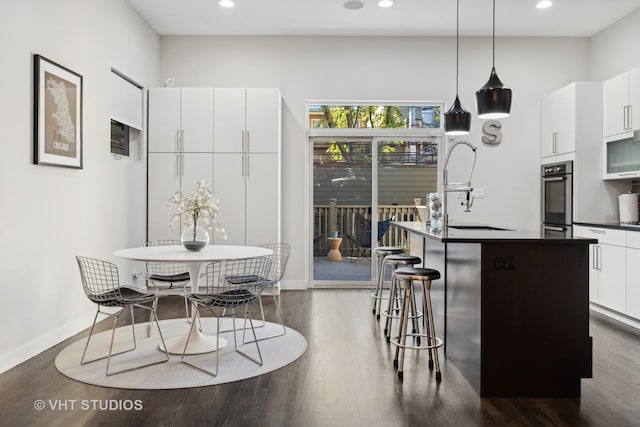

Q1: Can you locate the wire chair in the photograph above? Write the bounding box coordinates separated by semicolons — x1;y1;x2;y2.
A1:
145;240;191;320
75;256;169;376
246;243;291;342
181;256;272;377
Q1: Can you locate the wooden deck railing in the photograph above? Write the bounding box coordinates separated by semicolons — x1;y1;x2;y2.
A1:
313;201;420;257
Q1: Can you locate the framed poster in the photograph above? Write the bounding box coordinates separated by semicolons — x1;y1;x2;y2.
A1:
33;54;83;168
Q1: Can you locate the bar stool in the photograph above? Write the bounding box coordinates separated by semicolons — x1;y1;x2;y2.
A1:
381;254;423;341
391;267;442;382
372;246;404;319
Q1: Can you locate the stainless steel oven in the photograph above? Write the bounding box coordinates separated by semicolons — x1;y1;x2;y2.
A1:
541;161;573;238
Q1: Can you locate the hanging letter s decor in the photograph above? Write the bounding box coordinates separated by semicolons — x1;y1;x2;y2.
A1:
481;120;502;145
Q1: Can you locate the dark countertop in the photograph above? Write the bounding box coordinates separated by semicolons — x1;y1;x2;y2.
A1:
574;221;640;232
392;221;597;244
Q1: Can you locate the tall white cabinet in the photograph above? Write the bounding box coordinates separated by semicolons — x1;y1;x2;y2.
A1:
147;88;215;241
147;87;281;246
212;88;281;246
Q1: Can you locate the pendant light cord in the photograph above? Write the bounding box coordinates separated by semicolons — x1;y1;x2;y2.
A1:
455;0;459;94
492;0;496;68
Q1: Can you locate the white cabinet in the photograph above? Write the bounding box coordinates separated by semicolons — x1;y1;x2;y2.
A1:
213;88;281;153
213;153;280;246
147;152;214;241
148;88;213;153
602;67;640;140
574;226;626;311
540;82;601;162
626;231;640;318
540;84;576;158
147;87;281;246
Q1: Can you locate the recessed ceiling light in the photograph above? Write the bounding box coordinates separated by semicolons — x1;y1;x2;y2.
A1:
219;0;235;8
378;0;394;7
344;1;364;10
536;1;553;9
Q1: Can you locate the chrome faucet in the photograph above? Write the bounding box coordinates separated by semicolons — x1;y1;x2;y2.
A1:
442;140;477;229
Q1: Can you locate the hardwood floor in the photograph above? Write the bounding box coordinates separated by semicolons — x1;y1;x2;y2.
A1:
1;289;639;426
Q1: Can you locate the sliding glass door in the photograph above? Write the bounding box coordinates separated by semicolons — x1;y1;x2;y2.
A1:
311;137;439;285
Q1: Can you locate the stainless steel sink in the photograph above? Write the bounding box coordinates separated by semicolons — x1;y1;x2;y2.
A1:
447;225;509;231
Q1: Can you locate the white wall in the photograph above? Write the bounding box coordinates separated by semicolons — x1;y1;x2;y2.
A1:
158;35;591;288
0;0;158;373
590;8;640;81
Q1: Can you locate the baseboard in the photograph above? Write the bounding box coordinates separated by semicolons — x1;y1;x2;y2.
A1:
279;279;308;291
0;311;96;374
590;303;640;330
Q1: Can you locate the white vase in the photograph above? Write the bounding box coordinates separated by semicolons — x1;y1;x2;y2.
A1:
181;224;209;251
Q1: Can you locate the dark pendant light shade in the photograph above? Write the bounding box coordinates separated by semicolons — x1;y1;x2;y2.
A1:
444;0;471;135
476;67;511;119
444;95;472;135
476;0;511;119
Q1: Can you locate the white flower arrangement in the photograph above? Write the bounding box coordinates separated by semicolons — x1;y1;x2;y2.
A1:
168;180;227;240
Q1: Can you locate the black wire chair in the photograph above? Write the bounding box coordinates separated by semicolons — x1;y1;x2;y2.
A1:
344;213;393;262
145;240;191;320
181;256;272;377
75;256;169;376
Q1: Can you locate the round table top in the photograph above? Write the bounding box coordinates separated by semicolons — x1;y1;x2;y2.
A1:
113;244;272;263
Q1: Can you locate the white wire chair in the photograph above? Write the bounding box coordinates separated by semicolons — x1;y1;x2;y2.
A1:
248;243;291;342
75;256;169;376
180;256;272;377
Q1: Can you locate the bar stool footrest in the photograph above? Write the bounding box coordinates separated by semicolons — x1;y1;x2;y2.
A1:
390;335;443;351
381;309;422;320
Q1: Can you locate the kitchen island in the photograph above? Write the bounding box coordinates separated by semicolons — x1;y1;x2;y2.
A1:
392;221;596;398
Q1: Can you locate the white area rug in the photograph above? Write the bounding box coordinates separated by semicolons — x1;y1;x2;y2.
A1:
55;317;307;389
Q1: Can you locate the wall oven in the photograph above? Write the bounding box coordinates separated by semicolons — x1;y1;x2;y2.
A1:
541;161;573;238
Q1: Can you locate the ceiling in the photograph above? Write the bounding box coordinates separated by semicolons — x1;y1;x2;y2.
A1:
126;0;640;38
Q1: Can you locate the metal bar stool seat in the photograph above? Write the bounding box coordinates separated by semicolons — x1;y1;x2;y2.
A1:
391;267;443;382
380;254;423;341
372;246;404;319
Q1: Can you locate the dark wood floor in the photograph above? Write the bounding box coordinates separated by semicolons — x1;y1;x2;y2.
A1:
1;289;639;427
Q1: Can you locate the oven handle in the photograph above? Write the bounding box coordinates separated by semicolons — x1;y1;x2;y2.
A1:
543;176;567;182
543;224;567;232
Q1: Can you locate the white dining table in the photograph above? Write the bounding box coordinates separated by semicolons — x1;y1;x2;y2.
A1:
113;244;273;355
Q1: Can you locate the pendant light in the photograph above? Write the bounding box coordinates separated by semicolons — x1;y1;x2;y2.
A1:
444;0;471;135
475;0;512;119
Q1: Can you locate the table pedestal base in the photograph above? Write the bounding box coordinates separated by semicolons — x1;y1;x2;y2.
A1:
161;330;228;355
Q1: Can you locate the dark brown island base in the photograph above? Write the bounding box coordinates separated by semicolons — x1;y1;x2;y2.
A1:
392;221;597;398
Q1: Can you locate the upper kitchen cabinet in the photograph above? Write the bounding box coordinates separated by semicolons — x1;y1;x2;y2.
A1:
213;88;281;153
602;67;640;141
540;82;602;162
148;88;214;153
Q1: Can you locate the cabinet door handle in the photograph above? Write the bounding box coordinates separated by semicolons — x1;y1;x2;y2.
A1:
241;154;245;176
175;130;180;152
596;245;602;271
628;105;633;130
246;154;250;177
241;130;245;152
246;130;250;153
181;130;185;152
176;154;180;177
552;132;556;153
592;246;597;270
618;172;638;177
